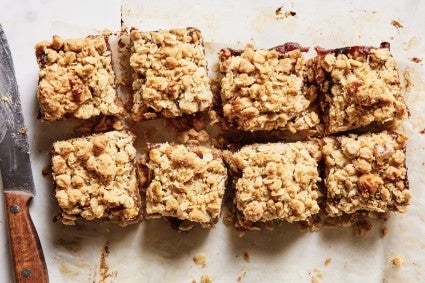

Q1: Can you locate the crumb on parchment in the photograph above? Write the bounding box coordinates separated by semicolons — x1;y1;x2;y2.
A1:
200;274;212;283
193;254;207;267
311;269;323;283
390;256;403;267
324;258;331;266
243;251;250;263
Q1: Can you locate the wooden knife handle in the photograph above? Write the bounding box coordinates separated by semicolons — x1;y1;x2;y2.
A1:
5;191;49;283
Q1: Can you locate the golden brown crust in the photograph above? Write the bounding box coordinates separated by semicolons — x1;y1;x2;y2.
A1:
145;144;227;226
313;47;407;133
35;36;123;122
218;44;320;132
130;27;213;121
52;131;140;226
323;132;410;216
228;141;322;225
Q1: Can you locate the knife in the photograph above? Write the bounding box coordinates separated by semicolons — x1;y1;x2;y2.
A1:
0;24;49;282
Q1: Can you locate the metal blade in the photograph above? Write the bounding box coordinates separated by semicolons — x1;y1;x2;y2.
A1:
0;24;35;195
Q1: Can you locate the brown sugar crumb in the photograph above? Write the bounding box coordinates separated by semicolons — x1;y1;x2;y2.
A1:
218;44;320;133
237;271;247;282
275;6;296;19
409;57;422;63
391;20;404;29
35;36;122;122
420;129;425;135
145;144;227;227
243;251;250;263
193;254;207;267
228;141;322;226
311;269;323;283
129;27;213;121
313;44;407;134
390;256;403;267
52;131;141;226
324;258;331;266
200;274;212;283
380;226;388;237
20;127;28;134
323;132;410;216
42;165;50;177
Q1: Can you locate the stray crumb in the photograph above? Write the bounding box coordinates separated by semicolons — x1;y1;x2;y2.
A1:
201;274;212;283
192;280;197;283
311;269;323;283
193;254;207;267
409;57;422;63
380;226;388;237
275;6;296;19
20;127;28;134
243;252;250;263
344;261;349;269
391;20;403;29
390;256;403;267
324;258;331;266
99;243;117;283
420;129;425;135
237;271;247;282
1;95;10;102
354;220;372;237
42;165;50;177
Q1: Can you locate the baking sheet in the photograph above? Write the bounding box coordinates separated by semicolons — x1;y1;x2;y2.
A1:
1;0;425;282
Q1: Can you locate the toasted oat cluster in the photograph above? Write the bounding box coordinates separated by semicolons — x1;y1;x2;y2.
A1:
130;27;213;121
313;44;407;134
218;44;320;132
35;36;122;122
52;131;141;226
323;132;410;216
145;144;227;226
228;141;322;225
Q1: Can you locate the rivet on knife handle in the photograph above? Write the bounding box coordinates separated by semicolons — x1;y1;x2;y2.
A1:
5;191;49;282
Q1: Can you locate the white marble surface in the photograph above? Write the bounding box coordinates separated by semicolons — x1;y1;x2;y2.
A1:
1;0;425;282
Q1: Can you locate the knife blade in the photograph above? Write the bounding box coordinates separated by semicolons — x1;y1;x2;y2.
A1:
0;24;49;283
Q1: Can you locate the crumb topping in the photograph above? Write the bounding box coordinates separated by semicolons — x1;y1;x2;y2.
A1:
145;144;227;224
52;131;140;225
229;141;322;223
314;47;407;133
130;28;213;120
35;36;122;122
323;132;410;216
218;44;319;132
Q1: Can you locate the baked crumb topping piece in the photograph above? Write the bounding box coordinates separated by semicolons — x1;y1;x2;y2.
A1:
145;144;227;226
130;27;213;121
228;141;322;223
313;44;407;134
218;43;320;132
323;132;410;216
35;36;122;122
52;131;140;226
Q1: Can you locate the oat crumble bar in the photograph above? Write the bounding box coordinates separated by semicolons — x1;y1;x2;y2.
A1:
313;43;407;134
228;141;322;225
35;36;122;122
218;43;320;132
52;131;141;225
130;27;213;121
323;132;410;216
145;144;227;226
